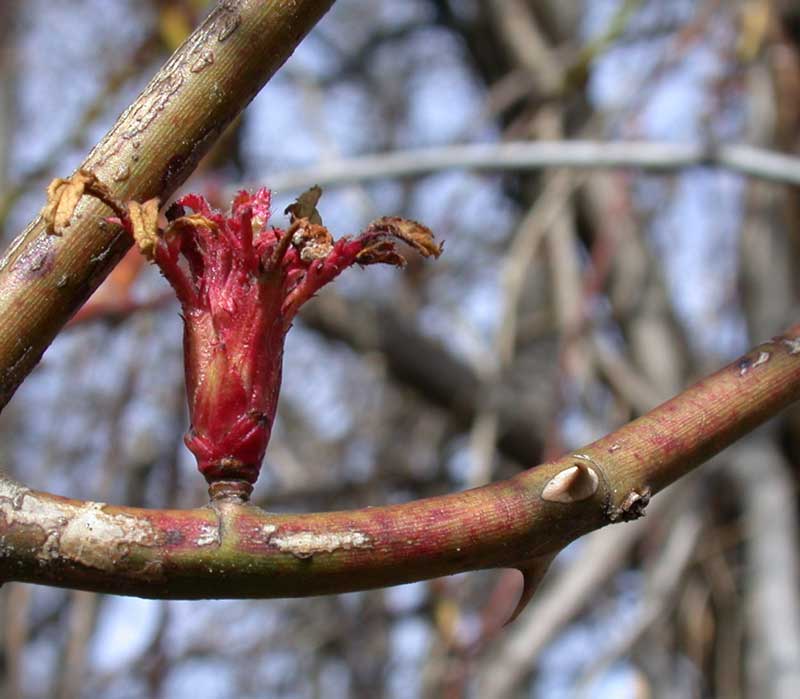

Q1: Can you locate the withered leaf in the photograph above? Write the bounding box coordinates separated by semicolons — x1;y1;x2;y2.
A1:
356;240;406;267
284;185;323;226
43;170;99;235
128;198;162;260
162;214;220;251
367;217;442;258
44;169;122;235
357;217;443;266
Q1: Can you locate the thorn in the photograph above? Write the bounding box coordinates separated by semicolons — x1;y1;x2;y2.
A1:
541;463;599;503
782;338;800;355
504;554;556;626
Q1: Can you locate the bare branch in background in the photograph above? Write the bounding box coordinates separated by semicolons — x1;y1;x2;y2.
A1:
300;293;546;466
249;140;800;194
3;583;31;699
725;438;800;699
468;170;577;485
478;493;671;697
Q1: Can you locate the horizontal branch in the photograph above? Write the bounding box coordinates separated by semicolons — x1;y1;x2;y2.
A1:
248;141;800;194
2;326;799;599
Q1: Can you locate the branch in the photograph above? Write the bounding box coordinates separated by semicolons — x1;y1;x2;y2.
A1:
247;140;800;194
726;438;800;697
1;326;799;600
0;0;335;410
478;489;672;696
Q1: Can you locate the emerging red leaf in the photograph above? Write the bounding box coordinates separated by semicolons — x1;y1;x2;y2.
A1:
123;187;441;489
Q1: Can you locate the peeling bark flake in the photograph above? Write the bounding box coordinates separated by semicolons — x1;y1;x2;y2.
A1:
0;481;161;571
740;351;772;376
59;503;158;571
271;531;372;559
753;351;770;368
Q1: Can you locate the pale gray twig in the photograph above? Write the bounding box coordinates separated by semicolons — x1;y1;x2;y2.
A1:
250;141;800;194
468;170;578;486
726;438;800;699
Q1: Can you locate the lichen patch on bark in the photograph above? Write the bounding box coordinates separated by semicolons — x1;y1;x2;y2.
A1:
0;480;68;533
270;530;372;559
194;521;221;547
59;503;160;571
0;481;162;571
258;523;277;543
60;504;137;570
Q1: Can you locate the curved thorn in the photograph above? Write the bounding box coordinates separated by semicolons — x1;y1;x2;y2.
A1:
504;553;557;626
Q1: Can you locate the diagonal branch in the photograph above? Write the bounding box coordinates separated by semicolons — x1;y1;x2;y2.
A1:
299;294;546;466
1;325;799;600
0;0;335;410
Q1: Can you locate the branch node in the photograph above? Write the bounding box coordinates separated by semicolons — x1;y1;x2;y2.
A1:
208;479;253;504
604;486;652;523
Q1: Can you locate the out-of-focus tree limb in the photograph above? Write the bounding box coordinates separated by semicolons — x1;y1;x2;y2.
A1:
726;438;800;699
3;583;30;699
467;169;576;484
246;141;800;194
0;1;15;215
0;0;336;410
575;502;703;694
56;591;98;699
0;33;163;230
487;0;562;94
728;40;800;697
299;294;545;467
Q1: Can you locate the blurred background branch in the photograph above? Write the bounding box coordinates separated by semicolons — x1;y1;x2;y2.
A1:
246;139;800;193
